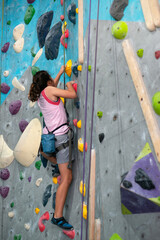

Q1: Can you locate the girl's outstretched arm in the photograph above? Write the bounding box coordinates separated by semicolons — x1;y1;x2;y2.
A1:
53;66;65;87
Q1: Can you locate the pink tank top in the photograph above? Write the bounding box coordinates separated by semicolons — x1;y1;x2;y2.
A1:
38;89;69;136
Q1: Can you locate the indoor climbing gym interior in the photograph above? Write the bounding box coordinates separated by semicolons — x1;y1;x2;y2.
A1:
1;0;160;240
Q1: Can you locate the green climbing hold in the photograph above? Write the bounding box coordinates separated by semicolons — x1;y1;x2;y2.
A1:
110;233;123;240
19;171;24;181
35;160;41;170
31;47;36;57
152;92;160;115
7;20;11;25
137;49;144;58
88;65;91;72
10;202;14;208
14;234;21;240
32;66;40;76
40;112;43;117
24;5;35;25
111;21;128;40
97;111;103;118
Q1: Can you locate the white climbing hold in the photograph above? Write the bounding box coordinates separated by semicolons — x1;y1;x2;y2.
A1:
13;37;24;53
0;135;14;169
12;77;25;91
13;118;42;167
24;223;31;230
29;101;36;108
8;211;14;218
36;177;43;187
32;48;43;66
13;24;25;41
3;70;9;77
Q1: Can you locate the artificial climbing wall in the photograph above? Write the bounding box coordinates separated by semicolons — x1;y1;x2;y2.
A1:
1;0;160;240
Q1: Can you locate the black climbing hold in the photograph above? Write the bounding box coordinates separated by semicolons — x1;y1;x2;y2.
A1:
42;184;52;207
45;21;62;60
121;171;128;183
99;133;105;143
52;192;56;210
135;168;155;190
72;62;78;77
67;3;76;24
40;154;48;168
110;0;128;21
37;11;53;48
123;180;132;189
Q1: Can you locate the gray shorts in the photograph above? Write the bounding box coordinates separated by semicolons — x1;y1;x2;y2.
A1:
55;132;74;165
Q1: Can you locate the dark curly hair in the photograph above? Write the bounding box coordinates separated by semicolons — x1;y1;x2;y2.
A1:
28;70;53;102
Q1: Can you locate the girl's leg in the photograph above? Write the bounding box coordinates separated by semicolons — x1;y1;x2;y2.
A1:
40;150;57;165
54;162;72;218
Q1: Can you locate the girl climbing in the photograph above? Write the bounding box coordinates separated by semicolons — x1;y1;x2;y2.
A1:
28;66;77;230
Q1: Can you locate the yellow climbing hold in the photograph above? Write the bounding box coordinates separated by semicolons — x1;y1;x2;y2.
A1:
53;177;58;184
65;59;72;77
83;202;87;220
35;208;40;214
76;8;78;14
60;97;64;104
77;120;81;129
62;21;67;34
77;65;82;71
79;180;86;197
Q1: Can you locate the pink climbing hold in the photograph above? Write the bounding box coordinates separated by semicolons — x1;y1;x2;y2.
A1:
1;83;10;94
72;83;77;93
61;0;63;6
155;51;160;59
19;120;29;132
0;186;9;198
60;15;64;21
38;211;50;232
27;0;36;3
60;29;69;49
0;169;10;180
63;229;75;239
73;119;77;127
1;42;10;53
9;100;22;115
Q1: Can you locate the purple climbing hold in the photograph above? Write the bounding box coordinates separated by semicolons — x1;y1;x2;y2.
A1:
19;120;29;132
28;176;32;182
0;169;10;180
1;42;10;53
0;186;9;198
27;0;36;3
37;11;53;48
1;83;10;94
9;100;22;115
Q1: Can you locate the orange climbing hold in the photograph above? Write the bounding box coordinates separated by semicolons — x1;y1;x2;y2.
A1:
35;208;40;214
52;177;58;184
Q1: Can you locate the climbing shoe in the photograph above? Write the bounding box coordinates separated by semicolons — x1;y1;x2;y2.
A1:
51;215;74;230
51;164;60;177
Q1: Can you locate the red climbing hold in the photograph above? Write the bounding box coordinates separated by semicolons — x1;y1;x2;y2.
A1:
38;211;50;232
63;229;75;239
60;29;69;49
61;0;63;6
155;51;160;59
60;15;64;21
72;83;77;93
73;119;77;127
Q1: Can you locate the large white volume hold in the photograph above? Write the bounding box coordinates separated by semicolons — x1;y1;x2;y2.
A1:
32;48;43;66
0;135;14;169
13;38;24;53
14;118;42;167
13;24;25;41
3;70;9;77
12;77;25;91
